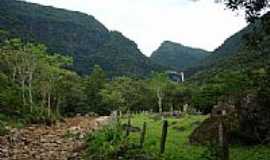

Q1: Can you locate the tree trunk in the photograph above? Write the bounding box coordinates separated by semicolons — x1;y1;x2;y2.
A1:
28;71;33;112
56;97;61;117
21;79;26;106
47;91;51;118
170;103;174;114
157;88;163;114
158;97;162;113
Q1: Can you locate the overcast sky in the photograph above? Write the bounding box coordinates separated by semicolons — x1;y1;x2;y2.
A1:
25;0;247;56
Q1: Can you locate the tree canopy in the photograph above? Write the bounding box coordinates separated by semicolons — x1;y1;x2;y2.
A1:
220;0;270;22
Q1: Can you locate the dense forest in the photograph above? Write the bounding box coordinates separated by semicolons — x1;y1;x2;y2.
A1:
150;41;210;70
0;0;270;160
183;19;261;77
0;0;164;77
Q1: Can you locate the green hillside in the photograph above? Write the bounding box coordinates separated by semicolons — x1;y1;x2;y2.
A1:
88;31;164;77
150;41;210;70
0;0;163;77
184;20;263;77
188;12;270;82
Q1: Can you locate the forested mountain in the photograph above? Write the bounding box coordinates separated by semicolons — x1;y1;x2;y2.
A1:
0;0;270;158
90;31;163;77
150;41;210;70
188;12;270;83
0;0;163;76
184;13;270;144
213;24;254;57
184;19;261;77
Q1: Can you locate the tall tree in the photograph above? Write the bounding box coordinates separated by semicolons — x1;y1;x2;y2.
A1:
149;73;170;114
0;38;74;120
84;65;107;115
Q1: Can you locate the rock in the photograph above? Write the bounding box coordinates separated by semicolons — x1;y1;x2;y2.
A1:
189;102;238;144
0;116;110;160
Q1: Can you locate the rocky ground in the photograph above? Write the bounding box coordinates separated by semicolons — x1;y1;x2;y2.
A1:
0;116;110;160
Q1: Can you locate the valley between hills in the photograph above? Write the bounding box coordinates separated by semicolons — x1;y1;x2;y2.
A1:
0;0;270;160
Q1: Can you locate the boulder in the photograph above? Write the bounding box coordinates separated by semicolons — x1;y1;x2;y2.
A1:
189;102;238;144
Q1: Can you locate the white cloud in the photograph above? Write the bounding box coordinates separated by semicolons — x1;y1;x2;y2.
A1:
24;0;247;56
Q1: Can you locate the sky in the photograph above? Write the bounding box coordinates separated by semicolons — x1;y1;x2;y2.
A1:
25;0;247;56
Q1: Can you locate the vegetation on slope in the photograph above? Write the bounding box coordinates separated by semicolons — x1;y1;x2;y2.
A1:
189;12;270;83
0;35;189;127
0;0;109;75
184;12;270;144
0;0;163;77
151;41;210;70
184;15;265;77
0;0;270;159
90;31;165;77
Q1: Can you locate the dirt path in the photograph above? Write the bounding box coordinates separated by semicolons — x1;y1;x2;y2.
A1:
0;116;111;160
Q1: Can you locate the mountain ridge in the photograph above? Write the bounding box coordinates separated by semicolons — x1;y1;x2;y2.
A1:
0;0;164;77
187;12;270;82
150;41;210;70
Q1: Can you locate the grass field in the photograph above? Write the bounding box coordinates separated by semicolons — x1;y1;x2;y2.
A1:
85;113;270;160
124;114;270;160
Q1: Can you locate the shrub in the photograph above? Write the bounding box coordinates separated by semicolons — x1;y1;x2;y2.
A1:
22;107;59;125
0;120;8;136
85;124;125;160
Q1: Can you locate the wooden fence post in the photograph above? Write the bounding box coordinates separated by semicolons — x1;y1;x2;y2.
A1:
218;121;229;160
160;120;168;154
140;122;147;148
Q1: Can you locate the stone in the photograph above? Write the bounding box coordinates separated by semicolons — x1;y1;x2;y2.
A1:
0;116;110;160
189;102;238;145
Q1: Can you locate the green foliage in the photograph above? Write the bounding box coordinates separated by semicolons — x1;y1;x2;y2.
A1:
190;71;252;113
0;0;109;75
100;85;124;111
85;124;125;160
85;120;157;160
0;29;10;43
0;37;177;122
84;65;108;115
120;114;270;160
0;1;269;152
185;16;263;77
222;0;269;22
151;41;210;70
101;77;153;112
92;114;207;160
90;31;165;77
0;0;164;77
184;13;270;145
0;38;85;124
0;72;21;110
55;71;86;116
22;106;59;125
186;13;270;109
149;72;172;113
0;120;8;136
191;85;220;114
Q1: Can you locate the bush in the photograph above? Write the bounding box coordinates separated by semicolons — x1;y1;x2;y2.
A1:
22;107;59;125
0;120;8;136
84;123;156;160
85;124;125;160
